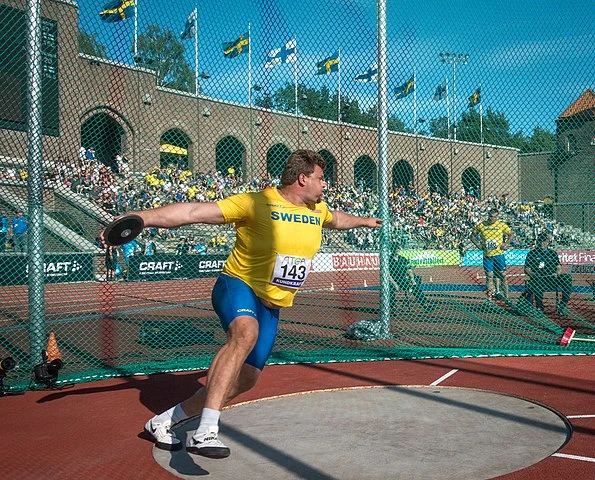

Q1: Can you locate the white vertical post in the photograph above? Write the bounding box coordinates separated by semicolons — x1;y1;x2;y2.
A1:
377;0;391;338
480;99;484;143
413;68;417;134
194;8;198;95
134;0;138;57
445;77;451;139
294;36;298;116
337;48;341;122
248;23;252;106
452;62;457;141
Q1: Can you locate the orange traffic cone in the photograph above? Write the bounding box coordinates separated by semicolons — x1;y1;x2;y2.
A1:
46;331;62;361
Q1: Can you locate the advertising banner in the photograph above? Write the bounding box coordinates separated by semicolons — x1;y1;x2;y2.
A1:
397;250;460;267
0;253;94;286
462;250;529;267
557;250;595;265
127;254;227;281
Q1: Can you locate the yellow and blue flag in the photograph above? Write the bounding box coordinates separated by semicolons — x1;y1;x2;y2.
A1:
99;0;135;23
468;87;481;108
316;52;340;75
223;33;250;58
394;75;415;99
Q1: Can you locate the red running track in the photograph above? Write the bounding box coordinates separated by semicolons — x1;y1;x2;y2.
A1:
0;356;593;479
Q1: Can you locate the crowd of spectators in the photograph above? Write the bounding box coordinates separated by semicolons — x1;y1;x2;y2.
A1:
1;150;594;255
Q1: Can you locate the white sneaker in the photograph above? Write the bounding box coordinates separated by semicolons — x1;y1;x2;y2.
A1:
186;426;230;458
144;418;182;451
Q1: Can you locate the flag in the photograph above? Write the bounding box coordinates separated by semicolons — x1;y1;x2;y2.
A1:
265;38;296;68
223;33;250;58
180;9;197;41
316;52;340;75
433;80;447;102
99;0;135;23
394;75;415;99
355;64;377;82
468;87;481;108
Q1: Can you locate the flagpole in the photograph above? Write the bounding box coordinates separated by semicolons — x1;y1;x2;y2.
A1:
294;36;298;116
134;0;138;57
194;8;198;95
248;23;252;106
337;48;341;122
479;86;483;143
413;68;417;134
445;77;451;140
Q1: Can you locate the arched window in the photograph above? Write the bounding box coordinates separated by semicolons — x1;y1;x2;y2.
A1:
461;167;481;198
160;129;190;169
215;136;245;176
80;113;125;170
428;164;449;195
319;150;337;186
354;155;377;192
392;160;413;192
267;144;291;179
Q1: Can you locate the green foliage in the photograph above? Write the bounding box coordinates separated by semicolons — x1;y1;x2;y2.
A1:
135;24;194;92
78;30;107;59
454;108;556;152
255;83;405;131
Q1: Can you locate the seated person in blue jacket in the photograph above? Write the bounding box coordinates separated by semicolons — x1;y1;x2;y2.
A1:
523;232;572;316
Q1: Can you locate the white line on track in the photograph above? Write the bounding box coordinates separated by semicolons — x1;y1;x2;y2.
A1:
552;453;595;463
567;414;595;419
430;369;459;386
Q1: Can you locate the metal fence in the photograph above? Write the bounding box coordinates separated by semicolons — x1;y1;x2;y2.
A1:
0;0;594;392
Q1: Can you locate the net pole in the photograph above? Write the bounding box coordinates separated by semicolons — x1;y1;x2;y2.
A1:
377;0;391;337
25;0;46;364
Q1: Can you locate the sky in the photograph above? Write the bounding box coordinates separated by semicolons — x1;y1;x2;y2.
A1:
79;0;594;135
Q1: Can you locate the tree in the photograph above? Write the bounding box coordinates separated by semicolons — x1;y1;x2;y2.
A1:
255;83;405;130
523;127;556;153
78;30;107;59
429;116;449;139
135;24;194;93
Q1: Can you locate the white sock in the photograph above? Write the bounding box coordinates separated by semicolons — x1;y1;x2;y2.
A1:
197;407;221;433
153;404;188;425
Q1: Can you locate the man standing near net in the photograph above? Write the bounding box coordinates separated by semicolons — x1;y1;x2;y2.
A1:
108;150;381;458
470;209;514;305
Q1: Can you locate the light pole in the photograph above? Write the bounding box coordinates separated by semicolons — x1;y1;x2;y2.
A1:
439;52;469;141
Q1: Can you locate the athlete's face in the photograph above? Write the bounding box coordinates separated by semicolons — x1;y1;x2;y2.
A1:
303;165;327;203
488;212;498;224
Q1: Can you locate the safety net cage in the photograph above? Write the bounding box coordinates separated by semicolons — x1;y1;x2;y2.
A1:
0;0;593;393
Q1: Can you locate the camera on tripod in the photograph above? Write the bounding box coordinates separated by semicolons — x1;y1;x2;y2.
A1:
33;350;63;388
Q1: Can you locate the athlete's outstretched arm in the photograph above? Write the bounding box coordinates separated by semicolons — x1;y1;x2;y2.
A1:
325;210;381;230
132;202;225;229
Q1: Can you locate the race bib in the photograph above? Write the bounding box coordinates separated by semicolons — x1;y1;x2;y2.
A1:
485;240;498;250
270;254;311;289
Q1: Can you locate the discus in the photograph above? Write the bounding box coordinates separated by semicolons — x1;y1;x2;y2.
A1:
103;213;144;246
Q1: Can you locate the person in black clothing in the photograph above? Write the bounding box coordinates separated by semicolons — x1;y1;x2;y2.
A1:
523;231;572;315
389;249;433;312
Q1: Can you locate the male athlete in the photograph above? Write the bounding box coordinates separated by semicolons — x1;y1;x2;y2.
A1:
471;209;514;304
110;150;381;458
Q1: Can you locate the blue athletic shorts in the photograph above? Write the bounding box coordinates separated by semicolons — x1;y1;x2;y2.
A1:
483;254;506;273
211;274;280;370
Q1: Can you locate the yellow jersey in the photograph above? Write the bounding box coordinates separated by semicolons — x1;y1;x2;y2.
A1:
472;220;512;257
217;188;333;307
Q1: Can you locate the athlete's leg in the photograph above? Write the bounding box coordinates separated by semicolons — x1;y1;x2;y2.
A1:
483;256;495;297
181;363;261;418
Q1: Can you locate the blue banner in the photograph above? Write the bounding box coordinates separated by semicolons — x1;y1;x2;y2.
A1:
462;249;529;267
